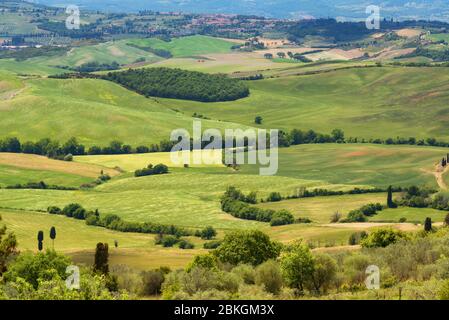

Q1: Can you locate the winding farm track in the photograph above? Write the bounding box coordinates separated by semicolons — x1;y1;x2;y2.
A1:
434;162;449;190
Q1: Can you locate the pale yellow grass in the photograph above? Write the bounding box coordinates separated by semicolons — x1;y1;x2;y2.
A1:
0;153;120;178
395;28;423;38
75;150;224;172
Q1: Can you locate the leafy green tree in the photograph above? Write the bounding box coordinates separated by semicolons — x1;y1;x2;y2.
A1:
360;228;407;248
331;129;345;142
213;230;281;266
200;226;217;240
49;227;56;249
255;116;263;125
0;215;18;276
3;250;70;289
94;243;109;275
280;240;315;295
264;53;273;59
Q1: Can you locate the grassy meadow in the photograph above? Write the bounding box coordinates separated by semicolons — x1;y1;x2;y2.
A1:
2;34;449;274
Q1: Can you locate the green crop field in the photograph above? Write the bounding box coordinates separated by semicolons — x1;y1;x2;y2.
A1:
35;40;163;68
0;209;205;269
126;35;239;57
164;66;449;141
258;193;388;223
239;144;446;188
0;75;250;146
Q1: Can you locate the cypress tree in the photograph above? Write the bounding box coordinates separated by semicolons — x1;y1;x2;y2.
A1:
94;242;109;275
37;230;44;251
50;227;56;249
387;186;396;208
424;217;432;232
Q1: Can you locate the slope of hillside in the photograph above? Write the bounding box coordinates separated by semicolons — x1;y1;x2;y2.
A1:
0;74;250;146
165;66;449;141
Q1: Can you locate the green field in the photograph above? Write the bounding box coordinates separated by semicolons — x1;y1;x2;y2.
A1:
259;193;388;223
126;35;238;57
35;40;162;68
0;75;250;146
0;209;205;269
164;66;449;141
239;144;445;188
0;164;92;188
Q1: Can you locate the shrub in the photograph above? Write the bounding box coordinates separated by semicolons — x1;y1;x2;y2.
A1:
200;226;217;240
348;231;368;245
179;240;195;249
270;210;295;226
255;260;283;295
73;207;87;220
307;253;337;295
360;228;408;248
141;269;166;295
232;264;256;285
187;254;218;272
203;241;222;249
438;280;449;300
267;192;282;202
135;163;169;177
62;203;84;218
63;154;73;162
399;217;407;223
330;211;342;223
47;206;61;215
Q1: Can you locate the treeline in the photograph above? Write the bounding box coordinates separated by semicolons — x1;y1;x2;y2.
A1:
400;47;449;62
103;68;250;102
47;203;191;237
126;43;173;59
0;137;178;159
0;46;69;61
134;164;169;177
263;186;404;203
220;187;295;226
3;181;77;191
69;61;121;73
278;128;449;149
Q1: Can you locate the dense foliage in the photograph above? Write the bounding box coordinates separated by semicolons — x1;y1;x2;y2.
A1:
103;68;250;102
134;164;169;177
220;186;295;226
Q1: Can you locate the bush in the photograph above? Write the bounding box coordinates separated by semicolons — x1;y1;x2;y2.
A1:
255;260;283;295
47;206;62;215
267;192;282;202
135;163;169;177
438;280;449;300
179;240;195;249
63;153;73;162
156;235;179;248
270;210;295;226
203;241;222;249
348;231;368;245
232;264;256;285
62;203;84;218
200;226;217;240
141;269;166;295
360;228;408;248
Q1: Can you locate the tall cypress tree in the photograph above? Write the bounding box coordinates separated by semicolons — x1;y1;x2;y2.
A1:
37;230;44;251
387;186;396;208
50;227;56;249
94;242;109;275
424;217;432;232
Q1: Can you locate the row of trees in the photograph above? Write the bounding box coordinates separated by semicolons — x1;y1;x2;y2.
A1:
47;203;191;237
103;67;250;102
134;164;169;177
0;136;178;158
220;187;295;226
